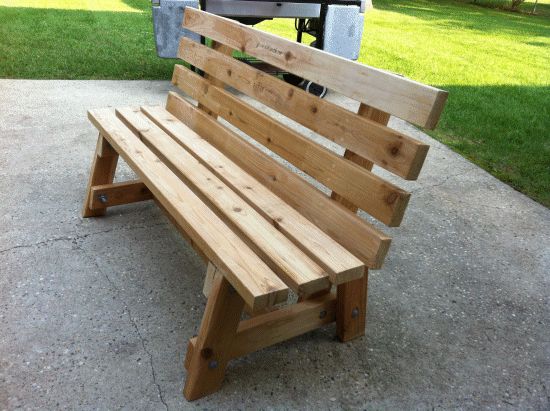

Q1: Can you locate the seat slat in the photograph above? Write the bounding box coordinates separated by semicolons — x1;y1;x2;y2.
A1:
140;105;366;285
87;108;289;311
172;65;410;226
164;91;392;269
116;107;331;296
177;40;430;181
182;8;448;129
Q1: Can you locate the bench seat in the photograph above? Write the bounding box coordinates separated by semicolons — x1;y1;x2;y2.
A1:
82;7;448;401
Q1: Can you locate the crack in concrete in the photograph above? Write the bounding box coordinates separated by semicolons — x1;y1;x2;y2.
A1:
0;222;168;255
75;240;169;411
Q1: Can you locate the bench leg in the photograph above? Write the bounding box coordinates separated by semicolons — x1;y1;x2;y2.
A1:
82;134;119;217
184;271;244;400
336;268;368;342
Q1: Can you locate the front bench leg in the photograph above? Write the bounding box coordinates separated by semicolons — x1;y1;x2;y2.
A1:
336;268;368;342
82;133;119;217
184;271;244;400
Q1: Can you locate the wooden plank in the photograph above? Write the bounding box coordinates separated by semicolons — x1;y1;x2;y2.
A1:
184;274;244;401
334;104;388;341
82;134;119;217
116;107;330;296
171;65;411;226
336;267;369;342
87;108;288;311
142;105;365;284
197;41;232;117
202;261;218;298
176;43;430;181
163;92;392;268
89;180;153;210
141;107;372;281
186;292;337;362
182;8;448;129
330;105;391;211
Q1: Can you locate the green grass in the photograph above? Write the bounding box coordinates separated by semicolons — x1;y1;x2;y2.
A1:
1;0;549;206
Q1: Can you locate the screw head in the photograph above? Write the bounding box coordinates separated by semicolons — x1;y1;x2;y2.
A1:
351;307;359;319
319;310;327;319
200;348;213;359
98;194;108;204
208;360;218;369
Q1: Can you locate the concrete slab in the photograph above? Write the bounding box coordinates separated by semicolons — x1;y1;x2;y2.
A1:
0;80;548;410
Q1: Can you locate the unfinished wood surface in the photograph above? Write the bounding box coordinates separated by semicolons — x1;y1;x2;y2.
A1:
336;268;369;342
142;104;365;284
87;108;288;311
176;43;430;181
330;104;391;212
334;104;389;341
116;107;330;296
184;274;244;400
202;261;219;298
82;134;119;217
161;94;392;269
88;180;153;210
172;65;410;226
186;292;337;362
197;41;232;117
182;8;448;129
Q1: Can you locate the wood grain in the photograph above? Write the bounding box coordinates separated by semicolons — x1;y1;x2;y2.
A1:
182;8;448;129
87;108;288;311
163;92;392;269
176;42;430;181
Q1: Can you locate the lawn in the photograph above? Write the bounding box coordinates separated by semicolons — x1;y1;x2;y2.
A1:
1;0;549;206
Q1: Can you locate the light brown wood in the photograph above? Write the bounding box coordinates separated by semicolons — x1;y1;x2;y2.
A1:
184;274;244;400
186;292;336;363
82;134;119;217
141;105;365;284
330;105;391;212
116;106;330;296
197;41;232;117
336;268;368;342
182;8;448;129
88;180;153;210
202;261;219;298
163;92;392;269
87;108;288;311
176;42;430;181
334;104;389;341
171;65;411;226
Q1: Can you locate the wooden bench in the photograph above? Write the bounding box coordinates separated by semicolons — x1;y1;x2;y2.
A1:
82;8;448;401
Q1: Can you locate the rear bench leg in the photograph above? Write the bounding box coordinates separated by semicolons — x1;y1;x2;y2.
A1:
184;270;245;400
82;133;119;217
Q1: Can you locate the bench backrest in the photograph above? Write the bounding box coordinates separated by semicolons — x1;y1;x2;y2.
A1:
167;8;448;269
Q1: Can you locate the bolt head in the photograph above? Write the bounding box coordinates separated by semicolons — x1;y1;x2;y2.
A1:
351;307;359;318
208;360;218;369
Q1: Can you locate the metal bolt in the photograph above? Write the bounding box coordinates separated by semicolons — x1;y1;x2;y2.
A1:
208;360;218;369
98;194;108;204
319;310;327;319
351;307;359;319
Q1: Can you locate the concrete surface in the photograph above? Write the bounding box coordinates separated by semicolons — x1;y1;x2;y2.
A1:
0;80;549;410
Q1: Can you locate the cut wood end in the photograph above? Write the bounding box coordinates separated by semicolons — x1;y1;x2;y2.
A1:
404;143;430;180
424;89;449;130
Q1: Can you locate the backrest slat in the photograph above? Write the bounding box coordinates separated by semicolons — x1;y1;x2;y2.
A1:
172;64;410;227
183;8;448;129
178;38;430;181
165;91;392;268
